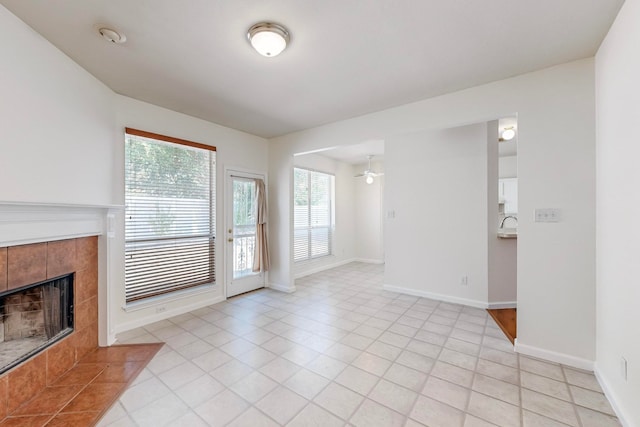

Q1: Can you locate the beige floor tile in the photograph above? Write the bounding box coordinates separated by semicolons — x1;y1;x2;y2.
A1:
230;371;278;402
521;389;578;426
383;363;428;392
521;370;570;401
157;361;205;390
575;406;622;427
119;376;171;413
476;359;519;385
406;339;442;358
422;376;470;410
194;389;249;427
431;361;475;388
314;382;364;419
396;350;435;373
341;332;375;350
335;365;380;395
323;342;362;363
519;356;564;381
365;341;403;361
259;356;301;383
450;328;483;345
569;385;615;415
209;359;254;386
445;337;481;356
464;414;499;426
467;391;521;427
226;407;279;427
350;398;406;427
351;352;392;376
410;395;465;427
256;386;309;424
170;410;210;427
369;379;418;414
174;374;224;408
414;329;447;346
306;354;348;379
192;348;233;372
472;374;520;406
478;347;518;368
439;348;478;371
285;368;331;399
129;393;190;427
174;339;215;360
562;367;602;392
99;264;621;427
287;403;344;427
379;331;411;348
523;410;572;427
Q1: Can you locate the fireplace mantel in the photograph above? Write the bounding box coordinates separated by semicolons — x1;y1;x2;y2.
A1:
0;201;123;247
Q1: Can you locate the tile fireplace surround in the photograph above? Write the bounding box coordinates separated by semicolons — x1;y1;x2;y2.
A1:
0;237;100;420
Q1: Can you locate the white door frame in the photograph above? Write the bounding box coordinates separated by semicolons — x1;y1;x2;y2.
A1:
224;168;267;298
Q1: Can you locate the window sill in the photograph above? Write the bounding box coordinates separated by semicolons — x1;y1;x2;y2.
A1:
122;282;216;312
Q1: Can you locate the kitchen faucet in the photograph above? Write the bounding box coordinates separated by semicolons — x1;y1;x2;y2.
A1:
500;215;518;229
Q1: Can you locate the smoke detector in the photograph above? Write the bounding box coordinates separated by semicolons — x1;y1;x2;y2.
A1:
98;27;127;44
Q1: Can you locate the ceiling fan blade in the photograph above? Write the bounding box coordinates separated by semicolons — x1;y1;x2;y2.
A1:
371;172;384;177
354;173;365;178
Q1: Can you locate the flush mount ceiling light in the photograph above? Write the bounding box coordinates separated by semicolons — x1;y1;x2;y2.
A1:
247;22;290;57
98;27;126;44
500;126;516;141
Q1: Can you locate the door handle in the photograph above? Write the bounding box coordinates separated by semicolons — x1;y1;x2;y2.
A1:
228;238;234;242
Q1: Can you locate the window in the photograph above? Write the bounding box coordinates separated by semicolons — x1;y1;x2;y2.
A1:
293;167;334;262
124;128;216;302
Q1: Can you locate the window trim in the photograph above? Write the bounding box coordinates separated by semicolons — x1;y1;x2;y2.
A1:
293;167;335;263
125;128;216;152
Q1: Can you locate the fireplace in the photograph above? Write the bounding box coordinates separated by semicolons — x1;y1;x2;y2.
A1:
0;274;74;375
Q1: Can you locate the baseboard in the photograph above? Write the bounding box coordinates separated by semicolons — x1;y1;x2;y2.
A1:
487;301;517;309
514;339;595;371
294;258;357;278
594;365;632;427
268;282;297;293
114;295;226;335
354;258;385;265
382;284;488;309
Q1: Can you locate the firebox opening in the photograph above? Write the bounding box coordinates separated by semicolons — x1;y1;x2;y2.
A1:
0;274;74;375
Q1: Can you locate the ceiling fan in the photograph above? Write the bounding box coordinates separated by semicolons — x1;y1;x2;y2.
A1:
354;155;384;184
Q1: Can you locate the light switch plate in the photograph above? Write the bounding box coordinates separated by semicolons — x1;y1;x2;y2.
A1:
534;208;561;222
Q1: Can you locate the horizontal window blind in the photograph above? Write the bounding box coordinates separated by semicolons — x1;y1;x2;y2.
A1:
125;128;216;302
293;167;334;262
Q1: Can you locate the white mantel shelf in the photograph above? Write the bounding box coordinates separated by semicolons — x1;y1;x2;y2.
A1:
0;201;123;247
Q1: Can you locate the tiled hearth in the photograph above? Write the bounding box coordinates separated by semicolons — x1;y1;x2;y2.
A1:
0;237;160;426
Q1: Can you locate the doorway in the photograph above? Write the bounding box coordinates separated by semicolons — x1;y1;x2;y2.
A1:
225;170;265;297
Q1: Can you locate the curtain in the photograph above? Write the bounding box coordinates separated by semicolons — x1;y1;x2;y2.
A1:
252;178;270;272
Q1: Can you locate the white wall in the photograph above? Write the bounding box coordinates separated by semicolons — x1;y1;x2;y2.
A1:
112;95;268;334
499;155;518;178
354;160;384;263
595;0;640;424
0;5;116;206
384;123;488;307
269;58;596;367
292;153;357;277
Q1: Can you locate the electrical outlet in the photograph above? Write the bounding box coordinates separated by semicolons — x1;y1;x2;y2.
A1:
620;357;628;381
460;276;468;286
155;306;167;314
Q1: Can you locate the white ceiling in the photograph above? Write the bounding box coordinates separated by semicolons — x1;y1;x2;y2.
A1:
316;140;385;165
1;0;623;138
